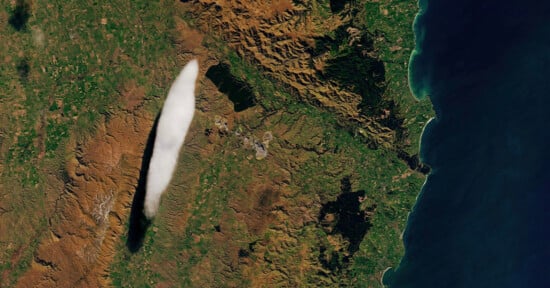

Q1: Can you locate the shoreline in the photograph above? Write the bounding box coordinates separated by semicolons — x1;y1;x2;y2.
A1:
407;0;430;101
382;0;434;285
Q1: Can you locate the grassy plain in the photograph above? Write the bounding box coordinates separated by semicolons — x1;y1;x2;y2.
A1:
0;0;432;287
0;0;178;285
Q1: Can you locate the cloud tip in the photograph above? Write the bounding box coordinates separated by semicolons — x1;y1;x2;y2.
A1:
182;59;199;78
143;200;159;220
143;208;157;220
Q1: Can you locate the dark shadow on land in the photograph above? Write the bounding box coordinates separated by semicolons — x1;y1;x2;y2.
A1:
126;115;160;253
317;177;373;272
329;0;354;13
319;177;372;255
16;58;30;82
9;0;30;31
397;150;431;175
313;25;388;119
205;63;256;112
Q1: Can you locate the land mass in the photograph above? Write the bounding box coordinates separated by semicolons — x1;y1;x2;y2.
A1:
0;0;433;287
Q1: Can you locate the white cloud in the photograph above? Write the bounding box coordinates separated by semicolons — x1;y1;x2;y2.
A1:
144;59;199;219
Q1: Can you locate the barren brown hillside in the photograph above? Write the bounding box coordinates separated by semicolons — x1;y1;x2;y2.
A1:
0;0;431;287
186;0;396;146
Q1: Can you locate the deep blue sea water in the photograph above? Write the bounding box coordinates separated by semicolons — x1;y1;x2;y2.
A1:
383;1;550;287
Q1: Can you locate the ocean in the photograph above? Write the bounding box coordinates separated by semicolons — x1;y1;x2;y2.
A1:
383;0;550;287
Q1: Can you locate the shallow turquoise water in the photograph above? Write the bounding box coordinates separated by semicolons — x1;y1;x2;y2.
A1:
384;1;550;287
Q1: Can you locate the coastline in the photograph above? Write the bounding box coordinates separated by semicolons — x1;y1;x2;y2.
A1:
382;0;433;285
382;1;550;286
407;0;430;101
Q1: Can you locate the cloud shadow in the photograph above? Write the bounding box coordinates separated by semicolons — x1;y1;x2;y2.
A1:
126;114;159;253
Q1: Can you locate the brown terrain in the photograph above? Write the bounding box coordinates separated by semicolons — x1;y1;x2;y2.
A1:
189;0;396;146
12;28;213;285
1;0;427;287
17;111;151;287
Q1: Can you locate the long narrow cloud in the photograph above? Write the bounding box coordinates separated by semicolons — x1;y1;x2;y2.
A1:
144;59;199;219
